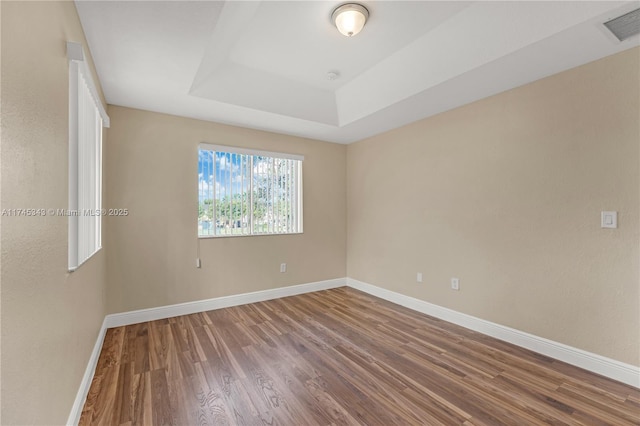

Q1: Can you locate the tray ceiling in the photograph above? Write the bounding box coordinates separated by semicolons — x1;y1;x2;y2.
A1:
75;1;640;143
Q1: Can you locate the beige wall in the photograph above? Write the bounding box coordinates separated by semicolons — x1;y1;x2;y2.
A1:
105;106;346;313
347;48;640;366
1;1;108;424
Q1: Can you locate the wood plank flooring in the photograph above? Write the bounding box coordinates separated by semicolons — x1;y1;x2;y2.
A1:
80;287;640;425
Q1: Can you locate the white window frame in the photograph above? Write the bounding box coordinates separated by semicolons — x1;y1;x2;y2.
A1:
67;42;110;271
198;143;303;238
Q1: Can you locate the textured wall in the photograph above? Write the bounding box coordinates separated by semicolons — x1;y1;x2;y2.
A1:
105;106;346;313
347;48;640;366
1;1;108;424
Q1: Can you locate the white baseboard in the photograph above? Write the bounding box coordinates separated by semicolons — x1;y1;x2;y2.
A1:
346;277;640;388
67;317;109;426
104;278;346;328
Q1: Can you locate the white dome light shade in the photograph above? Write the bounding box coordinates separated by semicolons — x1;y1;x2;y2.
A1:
332;4;369;37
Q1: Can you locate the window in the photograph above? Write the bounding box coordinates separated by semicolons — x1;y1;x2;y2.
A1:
198;144;303;237
67;42;110;270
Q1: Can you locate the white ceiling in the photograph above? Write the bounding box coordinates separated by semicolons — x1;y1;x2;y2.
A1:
75;1;640;144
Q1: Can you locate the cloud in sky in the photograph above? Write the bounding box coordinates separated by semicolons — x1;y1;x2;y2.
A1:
217;155;229;170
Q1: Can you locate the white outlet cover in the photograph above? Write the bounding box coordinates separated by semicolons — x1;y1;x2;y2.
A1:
451;278;460;290
417;272;423;283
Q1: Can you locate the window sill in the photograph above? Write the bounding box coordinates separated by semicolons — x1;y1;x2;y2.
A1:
198;232;303;239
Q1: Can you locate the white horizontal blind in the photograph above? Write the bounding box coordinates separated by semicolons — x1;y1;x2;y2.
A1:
198;144;303;237
68;42;108;271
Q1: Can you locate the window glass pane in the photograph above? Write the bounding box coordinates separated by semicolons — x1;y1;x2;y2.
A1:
197;150;214;236
198;147;302;237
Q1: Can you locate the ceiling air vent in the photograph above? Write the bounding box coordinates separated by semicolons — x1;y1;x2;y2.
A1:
603;8;640;42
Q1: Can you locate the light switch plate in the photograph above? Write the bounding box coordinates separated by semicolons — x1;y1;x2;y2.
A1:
601;211;617;229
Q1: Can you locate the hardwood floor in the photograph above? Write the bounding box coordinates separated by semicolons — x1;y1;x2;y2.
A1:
80;287;640;425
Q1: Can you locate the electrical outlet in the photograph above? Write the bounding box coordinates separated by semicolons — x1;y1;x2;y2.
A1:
417;272;423;283
280;263;287;273
196;258;201;268
451;278;460;291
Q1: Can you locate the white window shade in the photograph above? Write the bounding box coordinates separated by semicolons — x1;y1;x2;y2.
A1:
68;42;109;271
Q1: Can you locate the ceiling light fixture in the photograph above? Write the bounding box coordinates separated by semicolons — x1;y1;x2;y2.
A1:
332;3;369;37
